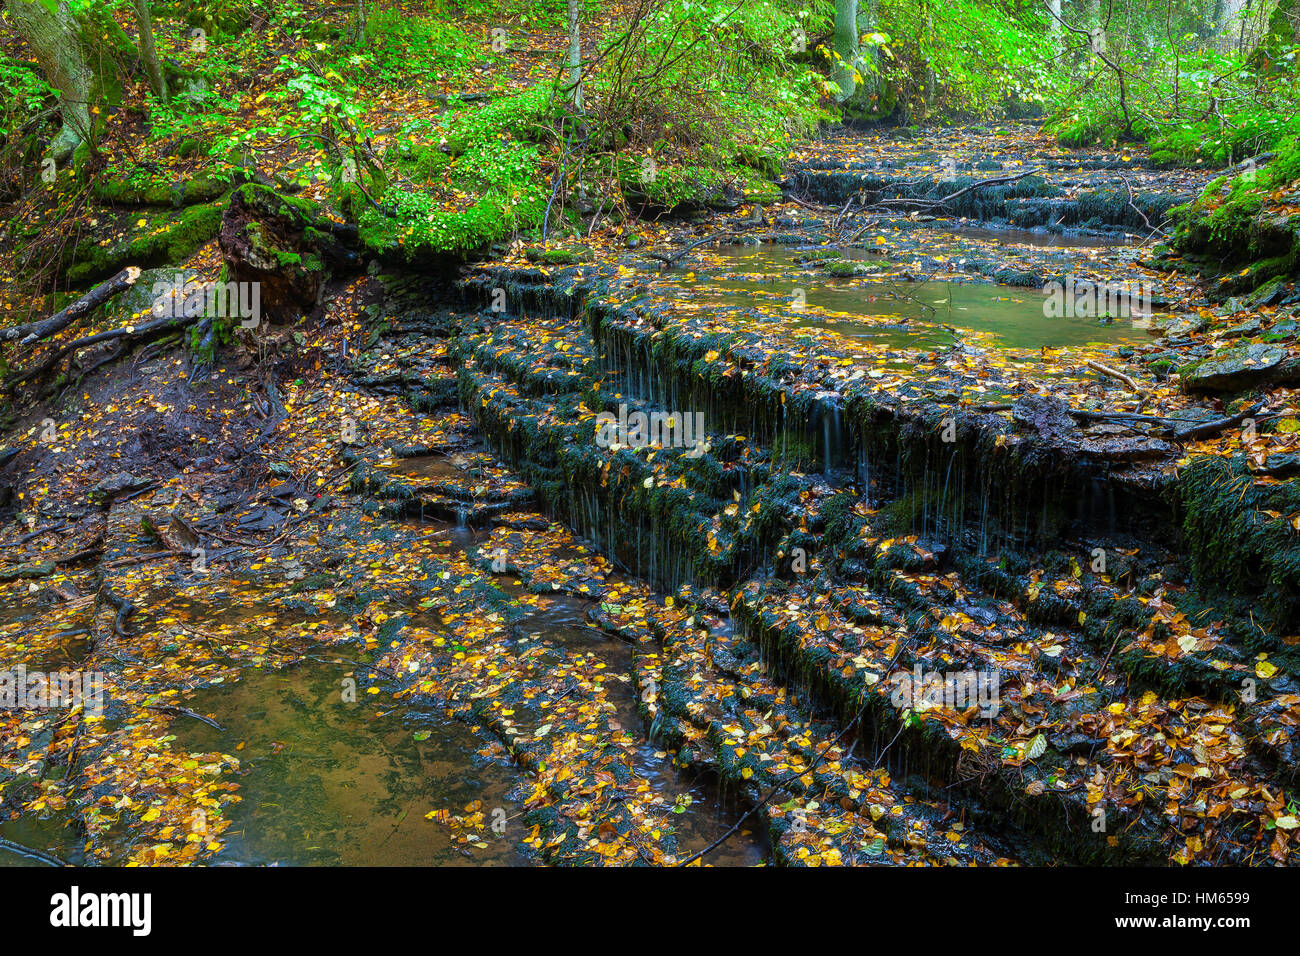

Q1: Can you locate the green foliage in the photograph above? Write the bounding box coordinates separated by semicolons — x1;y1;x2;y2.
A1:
337;8;483;85
877;0;1059;117
360;86;553;255
428;0;602;32
65;199;226;284
0;52;53;180
144;86;252;167
0;54;53;130
653;0;826;142
440;85;555;154
586;0;825;207
1202;136;1296;205
1150;111;1300;166
1184;134;1300;248
1045;34;1300;161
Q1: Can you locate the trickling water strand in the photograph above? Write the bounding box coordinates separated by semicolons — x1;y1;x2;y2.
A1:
979;476;990;556
922;451;931;537
941;451;954;545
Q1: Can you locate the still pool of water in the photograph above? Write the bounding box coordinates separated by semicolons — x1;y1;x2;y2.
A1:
659;245;1159;349
177;661;534;866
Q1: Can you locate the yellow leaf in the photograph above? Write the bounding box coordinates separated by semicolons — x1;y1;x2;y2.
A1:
1024;733;1047;760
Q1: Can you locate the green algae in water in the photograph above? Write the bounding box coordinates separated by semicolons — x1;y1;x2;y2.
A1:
177;661;534;867
0;812;90;867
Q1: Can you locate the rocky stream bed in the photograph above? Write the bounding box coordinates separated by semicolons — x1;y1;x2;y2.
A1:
3;124;1300;867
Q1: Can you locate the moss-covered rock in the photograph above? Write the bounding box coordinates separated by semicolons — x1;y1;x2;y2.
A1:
1167;139;1300;299
1180;342;1288;393
65;200;227;286
1179;456;1300;631
92;172;232;208
524;245;593;266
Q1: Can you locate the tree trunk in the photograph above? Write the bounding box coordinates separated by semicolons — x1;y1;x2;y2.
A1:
1265;0;1299;44
1216;0;1249;49
566;0;584;111
131;0;168;103
355;0;368;44
1247;0;1298;64
1048;0;1062;43
861;0;881;96
3;0;95;162
832;0;861;103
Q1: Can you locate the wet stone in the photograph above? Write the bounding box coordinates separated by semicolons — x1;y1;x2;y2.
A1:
1011;394;1075;441
1156;313;1207;338
1181;342;1288;393
1077;435;1176;461
88;472;150;506
1219;318;1263;339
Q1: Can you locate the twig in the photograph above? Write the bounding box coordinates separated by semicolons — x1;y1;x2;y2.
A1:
867;167;1045;212
144;705;225;731
1121;175;1168;239
1084;359;1148;395
10;522;67;547
644;232;739;269
0;837;68;867
1175;401;1268;441
677;635;910;865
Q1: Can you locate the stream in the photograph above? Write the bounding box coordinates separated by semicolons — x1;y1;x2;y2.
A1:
8;122;1276;869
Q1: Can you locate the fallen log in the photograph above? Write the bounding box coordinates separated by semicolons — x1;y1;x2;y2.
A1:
1229;152;1276;175
0;539;103;579
1174;401;1269;441
645;232;741;269
99;583;137;638
1069;409;1174;427
3;311;203;393
0;267;140;346
867;167;1045;212
144;705;225;731
0;836;68;867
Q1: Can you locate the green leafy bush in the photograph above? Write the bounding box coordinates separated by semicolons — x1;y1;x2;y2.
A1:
1045;31;1300;161
343;9;482;85
361;86;553;255
586;0;825;207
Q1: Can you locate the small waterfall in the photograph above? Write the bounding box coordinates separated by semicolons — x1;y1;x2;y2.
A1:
822;401;842;475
